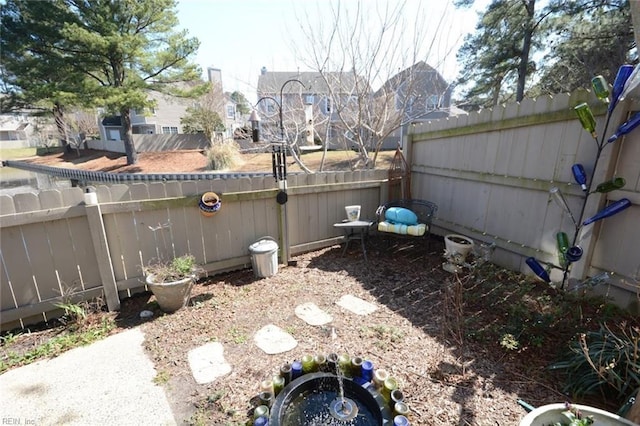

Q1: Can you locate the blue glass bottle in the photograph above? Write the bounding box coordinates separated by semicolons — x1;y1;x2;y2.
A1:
583;199;631;226
394;415;410;426
571;164;588;191
566;246;583;263
254;416;269;426
291;360;303;380
361;360;374;382
526;257;550;283
608;111;640;143
610;65;634;113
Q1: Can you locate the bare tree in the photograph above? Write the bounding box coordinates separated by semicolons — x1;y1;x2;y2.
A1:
181;81;226;144
296;0;455;169
66;109;100;153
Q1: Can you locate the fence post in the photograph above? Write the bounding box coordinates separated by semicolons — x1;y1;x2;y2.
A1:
84;192;120;311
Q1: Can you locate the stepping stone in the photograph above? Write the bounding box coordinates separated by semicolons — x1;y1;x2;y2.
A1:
336;294;378;316
188;342;232;384
254;324;298;355
295;302;333;326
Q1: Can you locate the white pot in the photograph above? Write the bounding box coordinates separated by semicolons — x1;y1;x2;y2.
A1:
520;403;637;426
345;205;361;221
444;234;474;259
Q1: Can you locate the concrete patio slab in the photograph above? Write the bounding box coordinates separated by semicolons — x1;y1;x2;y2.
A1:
336;294;378;316
294;302;333;326
187;342;232;385
253;324;297;355
0;328;175;426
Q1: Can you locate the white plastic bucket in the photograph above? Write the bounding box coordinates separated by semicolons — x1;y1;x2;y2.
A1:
345;205;361;221
249;237;279;278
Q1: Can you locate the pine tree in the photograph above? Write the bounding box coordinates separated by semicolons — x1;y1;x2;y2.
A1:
1;0;205;165
533;0;634;96
1;0;88;149
455;0;544;109
454;0;634;110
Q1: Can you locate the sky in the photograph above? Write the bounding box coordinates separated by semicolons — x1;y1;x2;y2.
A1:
175;0;487;102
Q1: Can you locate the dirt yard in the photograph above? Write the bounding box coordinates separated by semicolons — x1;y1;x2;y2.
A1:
119;237;640;425
18;147;396;174
119;239;520;425
5;147;638;425
2;234;636;424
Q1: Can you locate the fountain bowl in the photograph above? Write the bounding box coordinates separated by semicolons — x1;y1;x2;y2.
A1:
270;372;393;425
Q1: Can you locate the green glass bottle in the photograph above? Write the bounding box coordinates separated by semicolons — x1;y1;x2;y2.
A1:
338;354;351;377
593;177;625;193
574;103;597;138
272;375;285;396
301;354;316;373
556;232;569;267
314;354;327;372
591;75;610;103
382;377;398;403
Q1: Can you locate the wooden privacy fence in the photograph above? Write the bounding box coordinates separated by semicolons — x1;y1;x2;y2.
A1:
0;170;386;331
407;90;640;309
3;89;639;329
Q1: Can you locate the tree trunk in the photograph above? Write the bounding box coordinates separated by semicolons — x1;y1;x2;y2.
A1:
53;103;69;151
516;0;536;102
121;108;137;165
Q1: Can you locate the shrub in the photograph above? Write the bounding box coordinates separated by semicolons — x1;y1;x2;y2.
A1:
550;323;640;398
206;140;239;170
144;254;199;283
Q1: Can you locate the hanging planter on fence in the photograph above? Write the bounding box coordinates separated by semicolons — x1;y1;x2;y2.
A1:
199;192;221;217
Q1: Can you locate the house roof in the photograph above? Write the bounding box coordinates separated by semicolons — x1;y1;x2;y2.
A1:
257;71;366;96
375;61;449;97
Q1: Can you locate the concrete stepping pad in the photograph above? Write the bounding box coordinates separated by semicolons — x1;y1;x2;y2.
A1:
254;324;298;355
295;302;333;326
336;294;378;316
187;342;232;384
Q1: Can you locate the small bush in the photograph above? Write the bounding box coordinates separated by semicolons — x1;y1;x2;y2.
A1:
550;323;640;397
206;141;239;170
144;254;198;283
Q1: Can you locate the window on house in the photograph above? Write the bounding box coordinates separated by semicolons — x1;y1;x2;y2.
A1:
426;95;440;110
406;96;415;114
161;126;178;134
324;98;332;114
226;105;235;119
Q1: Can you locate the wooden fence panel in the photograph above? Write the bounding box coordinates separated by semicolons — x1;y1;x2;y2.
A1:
103;186;141;285
409;91;639;306
164;181;190;257
40;190;83;293
1;172;386;329
0;187;105;328
180;181;207;263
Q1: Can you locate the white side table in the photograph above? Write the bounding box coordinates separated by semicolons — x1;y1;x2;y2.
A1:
333;220;374;261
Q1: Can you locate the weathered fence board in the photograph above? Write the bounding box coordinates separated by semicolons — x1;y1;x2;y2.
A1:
409;91;639;308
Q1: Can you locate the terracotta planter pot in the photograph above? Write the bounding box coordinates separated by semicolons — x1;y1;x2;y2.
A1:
519;403;637;426
145;274;194;313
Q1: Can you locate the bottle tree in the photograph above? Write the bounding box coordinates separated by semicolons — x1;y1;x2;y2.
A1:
527;64;637;288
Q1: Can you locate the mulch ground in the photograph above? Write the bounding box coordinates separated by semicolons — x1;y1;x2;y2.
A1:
114;236;625;425
3;235;636;425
